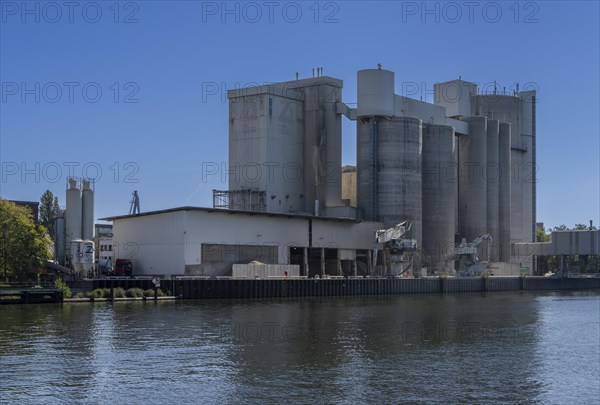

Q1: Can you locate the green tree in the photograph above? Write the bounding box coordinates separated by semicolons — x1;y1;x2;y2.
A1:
39;190;59;236
536;226;551;243
536;225;557;275
0;200;52;282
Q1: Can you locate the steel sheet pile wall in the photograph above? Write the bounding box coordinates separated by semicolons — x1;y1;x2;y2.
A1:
91;277;600;299
487;277;520;291
445;277;484;293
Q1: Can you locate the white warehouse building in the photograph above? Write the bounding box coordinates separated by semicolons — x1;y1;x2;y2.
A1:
104;207;383;277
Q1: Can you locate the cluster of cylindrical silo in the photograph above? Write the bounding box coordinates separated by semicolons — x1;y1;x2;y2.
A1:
64;178;95;266
356;68;512;273
470;92;534;261
458;117;511;262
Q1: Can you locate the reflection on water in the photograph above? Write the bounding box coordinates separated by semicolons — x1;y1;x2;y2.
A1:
1;291;599;404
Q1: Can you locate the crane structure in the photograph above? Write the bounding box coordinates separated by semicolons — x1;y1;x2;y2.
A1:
373;221;418;277
452;234;493;276
129;191;140;215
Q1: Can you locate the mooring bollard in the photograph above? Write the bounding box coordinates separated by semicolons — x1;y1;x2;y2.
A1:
151;277;160;301
519;274;525;291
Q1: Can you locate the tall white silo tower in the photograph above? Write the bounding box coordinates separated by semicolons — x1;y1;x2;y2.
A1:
82;179;95;241
65;178;82;261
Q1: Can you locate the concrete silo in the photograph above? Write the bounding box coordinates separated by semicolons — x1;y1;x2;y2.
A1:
356;67;396;222
458;116;487;242
82;179;95;241
357;117;422;245
380;117;422;236
422;124;456;273
65;178;82;261
486;119;500;261
498;122;512;262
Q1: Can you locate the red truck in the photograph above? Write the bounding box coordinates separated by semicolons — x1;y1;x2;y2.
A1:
115;259;133;277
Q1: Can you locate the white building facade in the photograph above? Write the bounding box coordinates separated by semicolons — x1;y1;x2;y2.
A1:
105;207;383;277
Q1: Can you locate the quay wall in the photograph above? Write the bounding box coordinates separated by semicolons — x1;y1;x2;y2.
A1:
89;277;600;300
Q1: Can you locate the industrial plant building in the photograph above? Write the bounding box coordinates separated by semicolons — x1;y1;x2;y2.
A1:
55;178;96;276
103;67;538;277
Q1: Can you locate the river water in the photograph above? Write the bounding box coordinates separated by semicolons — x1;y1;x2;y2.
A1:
1;291;599;404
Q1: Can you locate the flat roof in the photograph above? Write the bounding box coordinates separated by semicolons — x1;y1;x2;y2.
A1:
227;76;343;99
100;206;362;223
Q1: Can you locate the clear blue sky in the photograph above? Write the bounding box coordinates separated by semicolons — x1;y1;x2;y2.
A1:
1;1;598;230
